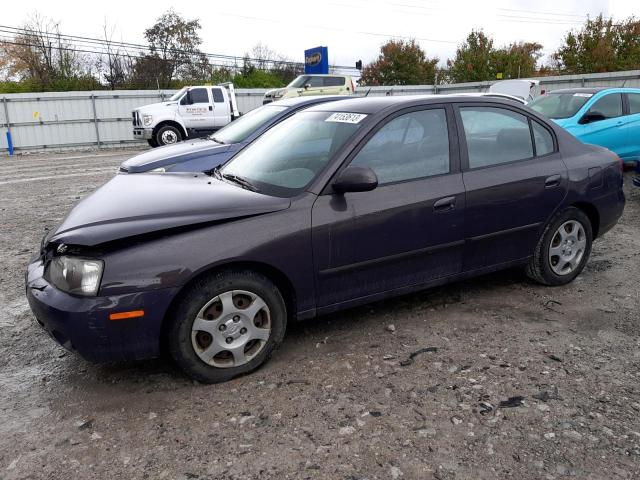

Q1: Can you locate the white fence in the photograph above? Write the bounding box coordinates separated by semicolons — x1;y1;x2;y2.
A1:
2;70;639;153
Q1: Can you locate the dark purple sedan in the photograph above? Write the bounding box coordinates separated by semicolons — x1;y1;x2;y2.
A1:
26;95;625;383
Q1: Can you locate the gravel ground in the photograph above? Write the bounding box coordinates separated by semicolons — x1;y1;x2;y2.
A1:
0;149;639;480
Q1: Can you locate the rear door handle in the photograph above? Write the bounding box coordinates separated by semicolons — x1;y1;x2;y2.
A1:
433;196;456;212
545;174;561;188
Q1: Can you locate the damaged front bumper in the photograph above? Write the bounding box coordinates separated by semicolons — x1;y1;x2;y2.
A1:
25;256;179;363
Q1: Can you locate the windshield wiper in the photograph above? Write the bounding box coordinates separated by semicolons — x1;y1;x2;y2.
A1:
209;166;223;179
221;172;260;192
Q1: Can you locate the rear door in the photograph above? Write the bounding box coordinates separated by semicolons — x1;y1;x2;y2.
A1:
178;87;215;131
211;87;230;128
579;93;627;157
456;103;568;271
312;106;465;307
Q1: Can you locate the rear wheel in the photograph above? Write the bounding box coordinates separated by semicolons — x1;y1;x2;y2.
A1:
526;207;592;286
168;270;287;383
155;125;182;146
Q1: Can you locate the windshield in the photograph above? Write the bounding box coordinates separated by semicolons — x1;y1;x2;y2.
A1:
287;75;310;88
169;87;188;101
221;111;365;197
211;105;287;144
528;93;592;119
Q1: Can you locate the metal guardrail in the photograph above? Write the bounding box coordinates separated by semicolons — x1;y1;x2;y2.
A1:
2;70;640;153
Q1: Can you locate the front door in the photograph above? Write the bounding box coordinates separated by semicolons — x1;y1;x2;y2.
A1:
312;106;465;308
178;87;215;131
579;93;627;157
456;104;568;271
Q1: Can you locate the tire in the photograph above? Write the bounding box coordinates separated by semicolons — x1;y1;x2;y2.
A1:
147;138;159;148
167;270;287;384
155;125;182;146
526;207;593;286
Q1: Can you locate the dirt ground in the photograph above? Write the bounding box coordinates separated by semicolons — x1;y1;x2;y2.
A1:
0;149;639;480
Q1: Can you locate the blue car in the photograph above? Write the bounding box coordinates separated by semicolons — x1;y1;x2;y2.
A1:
529;87;640;163
120;95;346;173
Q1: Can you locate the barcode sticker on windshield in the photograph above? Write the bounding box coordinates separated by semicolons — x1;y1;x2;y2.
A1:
326;113;367;124
573;93;593;98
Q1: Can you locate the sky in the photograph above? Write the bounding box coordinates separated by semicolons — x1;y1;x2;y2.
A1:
2;0;638;72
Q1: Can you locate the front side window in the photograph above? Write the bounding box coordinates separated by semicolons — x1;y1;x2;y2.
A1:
222;111;364;196
189;88;210;104
350;109;450;184
588;93;622;119
460;107;533;168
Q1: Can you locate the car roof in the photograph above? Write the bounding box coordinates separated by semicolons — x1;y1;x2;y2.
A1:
268;95;350;108
545;87;640;95
304;94;525;114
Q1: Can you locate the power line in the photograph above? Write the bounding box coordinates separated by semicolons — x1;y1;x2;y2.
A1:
0;24;361;71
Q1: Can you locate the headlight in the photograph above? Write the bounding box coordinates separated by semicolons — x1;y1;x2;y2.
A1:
143;115;153;126
47;256;104;296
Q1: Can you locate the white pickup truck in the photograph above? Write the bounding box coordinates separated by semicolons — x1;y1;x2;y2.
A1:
132;84;240;147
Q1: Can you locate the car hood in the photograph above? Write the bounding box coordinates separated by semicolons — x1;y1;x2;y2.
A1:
48;174;291;246
551;118;571;128
134;101;178;114
121;140;233;173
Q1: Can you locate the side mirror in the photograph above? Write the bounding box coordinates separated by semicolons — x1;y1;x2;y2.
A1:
304;83;311;90
332;166;378;194
579;111;606;124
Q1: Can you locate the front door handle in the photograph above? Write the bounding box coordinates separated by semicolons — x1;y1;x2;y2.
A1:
433;196;456;212
545;174;561;188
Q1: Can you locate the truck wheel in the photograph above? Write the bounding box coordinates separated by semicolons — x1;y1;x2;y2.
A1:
167;270;287;384
147;138;158;148
155;125;182;146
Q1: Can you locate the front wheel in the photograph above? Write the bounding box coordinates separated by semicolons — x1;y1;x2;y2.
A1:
168;270;287;383
155;125;182;146
526;207;593;286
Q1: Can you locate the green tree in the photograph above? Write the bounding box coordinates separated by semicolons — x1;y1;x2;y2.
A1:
492;42;543;79
447;30;495;83
140;9;204;88
360;39;439;86
553;14;640;74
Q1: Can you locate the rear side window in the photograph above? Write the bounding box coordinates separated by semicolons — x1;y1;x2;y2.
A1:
588;93;622;119
532;121;554;156
189;88;209;104
350;109;450;184
212;88;224;103
460;107;533;168
628;93;640;115
323;77;344;87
